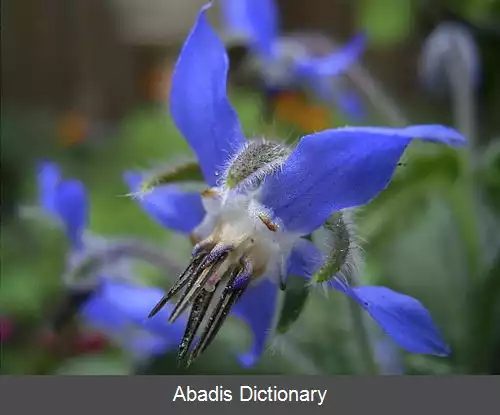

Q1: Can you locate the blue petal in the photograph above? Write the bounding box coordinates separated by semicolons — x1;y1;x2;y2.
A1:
221;0;254;38
287;238;325;278
243;0;279;59
124;171;205;234
231;279;279;367
261;125;467;234
331;279;451;356
169;3;245;186
293;33;366;79
84;279;185;346
54;179;88;250
306;76;366;121
81;280;181;357
37;160;62;215
82;288;168;360
331;88;367;121
128;334;171;358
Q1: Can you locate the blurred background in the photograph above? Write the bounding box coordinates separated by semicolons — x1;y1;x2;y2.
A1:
1;0;500;375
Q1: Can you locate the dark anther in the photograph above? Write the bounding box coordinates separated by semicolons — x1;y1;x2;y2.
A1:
167;249;230;324
148;249;208;318
185;266;252;367
177;288;216;362
229;257;252;291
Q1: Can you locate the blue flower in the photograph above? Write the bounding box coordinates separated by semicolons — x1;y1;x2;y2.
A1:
37;161;184;361
220;0;367;119
126;3;465;367
37;161;87;252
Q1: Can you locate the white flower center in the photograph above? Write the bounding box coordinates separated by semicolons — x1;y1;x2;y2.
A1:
191;187;300;288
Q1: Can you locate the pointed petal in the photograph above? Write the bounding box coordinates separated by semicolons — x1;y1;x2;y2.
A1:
293;33;366;78
170;3;245;186
37;160;62;215
261;125;467;234
231;279;279;367
244;0;279;59
287;238;325;278
331;280;451;356
54;179;88;250
124;171;205;234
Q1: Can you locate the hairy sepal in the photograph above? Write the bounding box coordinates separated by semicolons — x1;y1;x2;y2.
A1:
131;159;204;198
312;210;363;284
224;138;291;189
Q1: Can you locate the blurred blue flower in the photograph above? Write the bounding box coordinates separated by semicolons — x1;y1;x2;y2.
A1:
220;0;367;119
37;161;87;251
125;3;466;366
80;279;185;362
36;161;183;361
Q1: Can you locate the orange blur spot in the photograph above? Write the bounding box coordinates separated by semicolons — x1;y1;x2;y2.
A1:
56;113;88;147
273;91;331;132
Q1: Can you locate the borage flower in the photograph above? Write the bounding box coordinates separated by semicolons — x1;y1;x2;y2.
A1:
125;3;465;368
220;0;366;120
37;162;184;361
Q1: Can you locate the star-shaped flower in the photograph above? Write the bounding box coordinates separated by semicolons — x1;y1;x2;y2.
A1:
125;3;466;368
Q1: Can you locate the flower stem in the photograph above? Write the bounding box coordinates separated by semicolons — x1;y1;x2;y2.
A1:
348;63;409;127
347;297;379;374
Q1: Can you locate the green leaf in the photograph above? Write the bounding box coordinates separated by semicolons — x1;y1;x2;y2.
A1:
275;274;311;334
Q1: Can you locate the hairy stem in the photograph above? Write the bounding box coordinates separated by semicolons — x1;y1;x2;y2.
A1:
446;48;477;149
66;239;185;289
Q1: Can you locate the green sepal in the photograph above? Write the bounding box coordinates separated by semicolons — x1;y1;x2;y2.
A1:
275;274;311;334
312;212;352;284
139;160;204;193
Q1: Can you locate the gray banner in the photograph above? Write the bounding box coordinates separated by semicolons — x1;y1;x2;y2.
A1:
1;376;499;414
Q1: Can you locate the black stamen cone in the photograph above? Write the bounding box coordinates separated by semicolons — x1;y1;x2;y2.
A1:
148;243;253;367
